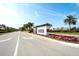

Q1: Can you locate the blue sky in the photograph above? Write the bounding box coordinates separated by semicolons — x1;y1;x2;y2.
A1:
0;3;79;28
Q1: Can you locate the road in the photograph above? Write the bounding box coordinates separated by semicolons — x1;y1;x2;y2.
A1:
0;31;79;56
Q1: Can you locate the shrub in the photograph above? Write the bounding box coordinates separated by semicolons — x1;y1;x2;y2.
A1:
48;34;78;42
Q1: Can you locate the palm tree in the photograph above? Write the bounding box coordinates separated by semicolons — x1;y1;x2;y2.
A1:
27;22;34;32
23;22;34;32
23;24;28;30
64;15;77;31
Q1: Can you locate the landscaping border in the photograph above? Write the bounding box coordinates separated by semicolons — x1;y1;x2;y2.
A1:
26;32;79;48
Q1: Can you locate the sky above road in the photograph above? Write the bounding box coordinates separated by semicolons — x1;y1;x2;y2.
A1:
0;3;79;28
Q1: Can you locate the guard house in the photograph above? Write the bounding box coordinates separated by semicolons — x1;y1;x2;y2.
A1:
33;23;52;35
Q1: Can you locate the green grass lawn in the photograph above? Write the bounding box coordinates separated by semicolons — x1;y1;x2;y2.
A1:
48;32;79;35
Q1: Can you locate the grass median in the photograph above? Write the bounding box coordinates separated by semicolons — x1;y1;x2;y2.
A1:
48;32;79;35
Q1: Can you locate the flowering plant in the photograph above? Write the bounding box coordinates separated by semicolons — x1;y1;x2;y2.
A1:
48;34;79;42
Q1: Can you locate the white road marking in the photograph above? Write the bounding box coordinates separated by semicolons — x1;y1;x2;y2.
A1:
14;31;20;56
23;36;34;39
0;38;12;42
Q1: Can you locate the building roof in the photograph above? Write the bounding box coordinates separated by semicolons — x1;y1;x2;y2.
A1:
34;23;52;28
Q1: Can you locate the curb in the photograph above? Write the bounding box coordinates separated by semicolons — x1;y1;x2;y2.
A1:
49;33;79;37
27;32;79;48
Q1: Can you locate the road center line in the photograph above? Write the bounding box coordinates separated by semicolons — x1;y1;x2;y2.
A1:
14;31;20;56
0;38;12;42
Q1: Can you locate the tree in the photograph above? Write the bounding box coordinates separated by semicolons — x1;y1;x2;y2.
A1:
20;22;34;32
0;24;18;33
71;27;76;31
64;15;77;31
27;22;34;32
19;27;26;31
76;27;79;32
23;24;28;31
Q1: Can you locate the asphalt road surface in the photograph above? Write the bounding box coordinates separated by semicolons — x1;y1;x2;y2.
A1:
0;31;79;56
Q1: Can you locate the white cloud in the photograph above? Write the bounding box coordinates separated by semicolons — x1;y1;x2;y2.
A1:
0;3;21;28
0;3;18;16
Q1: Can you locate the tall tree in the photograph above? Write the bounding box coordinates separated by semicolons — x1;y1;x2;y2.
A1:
64;15;77;31
23;24;28;30
27;22;34;30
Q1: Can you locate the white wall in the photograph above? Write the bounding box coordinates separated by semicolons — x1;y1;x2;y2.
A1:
33;28;37;34
37;26;48;35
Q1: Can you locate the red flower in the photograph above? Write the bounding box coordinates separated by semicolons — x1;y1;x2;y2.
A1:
48;34;78;42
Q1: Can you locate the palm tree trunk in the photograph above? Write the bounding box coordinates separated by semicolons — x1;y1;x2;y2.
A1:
69;24;71;31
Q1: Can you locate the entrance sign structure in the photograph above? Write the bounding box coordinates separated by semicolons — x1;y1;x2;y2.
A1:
33;23;52;35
